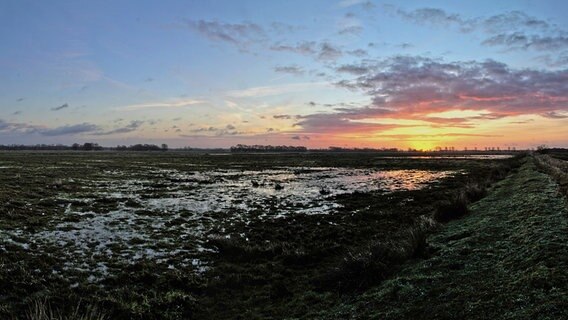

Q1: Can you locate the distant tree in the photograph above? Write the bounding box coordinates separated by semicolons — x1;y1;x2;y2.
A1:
129;144;161;151
161;143;168;151
230;144;307;153
81;142;102;151
536;144;549;154
83;143;94;151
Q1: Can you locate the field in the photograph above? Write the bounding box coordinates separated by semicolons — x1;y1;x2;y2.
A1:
0;151;531;319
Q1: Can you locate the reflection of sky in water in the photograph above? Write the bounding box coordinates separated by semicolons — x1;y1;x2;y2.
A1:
99;167;456;216
380;155;514;160
6;166;456;278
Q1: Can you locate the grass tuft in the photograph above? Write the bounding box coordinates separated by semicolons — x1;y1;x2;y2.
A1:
434;192;470;223
26;299;108;320
317;219;435;293
534;153;568;198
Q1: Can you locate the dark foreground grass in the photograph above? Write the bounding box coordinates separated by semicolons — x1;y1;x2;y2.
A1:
320;157;568;320
26;299;107;320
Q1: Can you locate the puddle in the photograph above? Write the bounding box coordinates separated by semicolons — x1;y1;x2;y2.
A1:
381;155;514;160
4;166;456;281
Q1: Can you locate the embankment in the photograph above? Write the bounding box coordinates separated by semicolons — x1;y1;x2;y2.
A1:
321;156;568;319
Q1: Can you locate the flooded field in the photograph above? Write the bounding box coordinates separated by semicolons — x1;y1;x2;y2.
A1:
0;151;519;319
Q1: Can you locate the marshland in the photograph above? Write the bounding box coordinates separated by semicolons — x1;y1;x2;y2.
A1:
3;1;568;319
6;150;564;319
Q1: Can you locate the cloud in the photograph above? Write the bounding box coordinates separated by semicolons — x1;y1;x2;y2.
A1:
186;125;242;136
338;0;374;9
274;65;305;75
0;119;36;134
347;49;368;57
273;114;295;120
318;42;343;61
541;111;568;119
391;7;552;33
51;103;69;111
537;52;568;67
336;63;371;75
0;118;144;137
338;26;363;35
94;120;145;135
270;41;317;55
338;0;364;7
334;56;568;118
227;82;328;98
480;11;551;33
379;133;501;140
509;119;534;124
12;111;22;115
40;123;100;136
185;19;265;50
482;33;568;51
117;99;207;110
290;55;568;135
0;119;114;137
190;126;218;133
270;22;304;33
392;7;467;29
396;43;414;49
291;135;310;140
270;41;343;61
294;113;401;134
389;6;567;52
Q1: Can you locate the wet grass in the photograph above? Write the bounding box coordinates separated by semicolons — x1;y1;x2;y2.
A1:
535;153;568;198
320;156;568;319
26;299;108;320
0;151;521;319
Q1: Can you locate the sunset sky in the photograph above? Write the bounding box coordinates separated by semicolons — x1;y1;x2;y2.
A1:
1;0;567;149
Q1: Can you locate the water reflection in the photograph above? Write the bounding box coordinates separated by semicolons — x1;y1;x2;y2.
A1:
94;167;456;216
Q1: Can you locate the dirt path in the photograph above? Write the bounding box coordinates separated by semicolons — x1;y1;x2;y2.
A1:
321;157;568;320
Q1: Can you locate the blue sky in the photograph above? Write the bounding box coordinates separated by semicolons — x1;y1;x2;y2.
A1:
1;0;567;148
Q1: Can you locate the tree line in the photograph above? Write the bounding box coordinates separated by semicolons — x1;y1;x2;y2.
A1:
0;143;168;151
230;144;307;153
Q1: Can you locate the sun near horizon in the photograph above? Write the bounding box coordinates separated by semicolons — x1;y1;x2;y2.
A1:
1;0;567;150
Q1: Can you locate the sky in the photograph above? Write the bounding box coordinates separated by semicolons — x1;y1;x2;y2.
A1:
1;0;567;149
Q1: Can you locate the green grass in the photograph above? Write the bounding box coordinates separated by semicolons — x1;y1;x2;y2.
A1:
320;157;568;320
535;153;568;198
